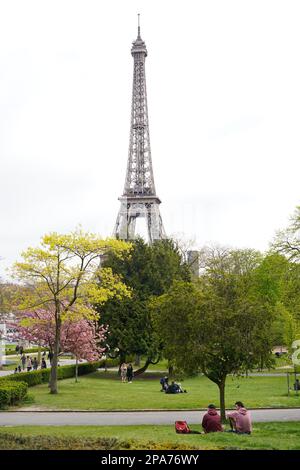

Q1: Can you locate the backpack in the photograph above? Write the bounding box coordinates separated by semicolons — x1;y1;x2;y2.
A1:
175;421;191;434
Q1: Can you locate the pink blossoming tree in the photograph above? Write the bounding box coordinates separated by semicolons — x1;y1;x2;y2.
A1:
12;308;107;382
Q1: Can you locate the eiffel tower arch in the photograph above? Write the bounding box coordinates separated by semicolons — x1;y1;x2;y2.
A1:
114;17;166;243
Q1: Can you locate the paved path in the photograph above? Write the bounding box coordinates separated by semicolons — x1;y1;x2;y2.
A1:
0;409;300;426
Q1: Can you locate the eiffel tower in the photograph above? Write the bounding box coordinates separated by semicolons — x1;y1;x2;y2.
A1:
114;17;166;243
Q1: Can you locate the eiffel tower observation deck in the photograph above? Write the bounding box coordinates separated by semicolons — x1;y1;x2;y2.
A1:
114;16;166;243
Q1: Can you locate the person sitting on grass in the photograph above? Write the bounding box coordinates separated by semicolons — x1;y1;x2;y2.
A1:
202;404;223;433
166;381;187;394
160;376;169;392
226;401;252;435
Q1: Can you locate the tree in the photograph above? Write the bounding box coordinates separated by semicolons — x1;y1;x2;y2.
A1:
272;208;300;328
11;308;107;381
98;238;190;372
153;247;276;421
272;206;300;262
11;230;131;394
62;318;106;382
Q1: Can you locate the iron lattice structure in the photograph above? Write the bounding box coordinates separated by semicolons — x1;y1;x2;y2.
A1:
114;21;166;243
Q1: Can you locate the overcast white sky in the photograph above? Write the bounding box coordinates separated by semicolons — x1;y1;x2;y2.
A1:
1;0;300;278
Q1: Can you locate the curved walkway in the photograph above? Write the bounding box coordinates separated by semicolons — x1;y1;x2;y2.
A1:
1;409;300;426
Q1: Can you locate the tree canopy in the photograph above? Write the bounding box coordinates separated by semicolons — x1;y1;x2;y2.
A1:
97;238;190;370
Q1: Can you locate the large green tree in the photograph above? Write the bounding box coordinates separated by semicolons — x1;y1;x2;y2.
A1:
153;247;277;420
98;238;190;372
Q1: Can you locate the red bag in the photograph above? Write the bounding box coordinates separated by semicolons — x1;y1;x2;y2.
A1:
175;420;191;434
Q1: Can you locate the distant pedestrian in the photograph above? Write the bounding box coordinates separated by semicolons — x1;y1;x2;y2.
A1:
41;358;47;369
26;356;32;372
19;346;24;355
21;353;26;371
48;351;54;365
126;363;133;383
18;365;21;373
32;357;38;370
120;363;127;383
15;345;20;354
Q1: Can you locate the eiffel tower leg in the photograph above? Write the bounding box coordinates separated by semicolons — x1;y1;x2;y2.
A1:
128;216;136;239
147;206;153;244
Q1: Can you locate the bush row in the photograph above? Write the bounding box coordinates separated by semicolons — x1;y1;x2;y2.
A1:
0;433;200;450
0;361;101;387
0;381;28;409
5;347;48;356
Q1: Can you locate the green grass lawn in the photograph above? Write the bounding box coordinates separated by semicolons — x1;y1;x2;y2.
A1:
1;360;18;371
1;422;300;449
20;371;300;411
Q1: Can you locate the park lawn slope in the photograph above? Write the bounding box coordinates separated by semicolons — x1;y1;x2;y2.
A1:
20;371;300;410
0;423;300;450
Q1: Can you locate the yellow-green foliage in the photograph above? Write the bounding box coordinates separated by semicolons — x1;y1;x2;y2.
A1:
11;229;132;319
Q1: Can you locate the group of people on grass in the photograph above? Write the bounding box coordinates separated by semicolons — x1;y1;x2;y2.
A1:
120;363;134;383
160;376;187;394
202;402;252;434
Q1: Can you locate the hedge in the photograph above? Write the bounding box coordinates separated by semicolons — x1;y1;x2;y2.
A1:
0;433;200;450
0;381;28;409
0;361;101;387
5;347;48;356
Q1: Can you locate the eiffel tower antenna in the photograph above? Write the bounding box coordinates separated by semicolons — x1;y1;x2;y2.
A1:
137;13;141;38
113;20;166;243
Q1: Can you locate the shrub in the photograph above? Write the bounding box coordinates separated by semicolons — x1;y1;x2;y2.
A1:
5;347;47;356
0;361;101;388
0;381;28;409
0;433;202;450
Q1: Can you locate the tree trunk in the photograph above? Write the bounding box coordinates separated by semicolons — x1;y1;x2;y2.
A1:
134;357;152;377
218;378;226;422
168;360;174;376
49;317;61;394
75;358;78;383
37;344;41;366
134;354;141;366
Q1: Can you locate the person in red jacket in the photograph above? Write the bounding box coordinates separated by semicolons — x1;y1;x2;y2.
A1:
202;404;223;433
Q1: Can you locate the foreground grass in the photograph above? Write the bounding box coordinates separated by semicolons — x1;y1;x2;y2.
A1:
1;422;300;450
20;371;300;410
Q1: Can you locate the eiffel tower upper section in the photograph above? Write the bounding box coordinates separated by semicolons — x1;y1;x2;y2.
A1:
114;18;166;242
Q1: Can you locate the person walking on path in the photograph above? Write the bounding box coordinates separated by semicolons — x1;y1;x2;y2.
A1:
26;356;32;372
120;363;127;383
21;353;26;371
41;358;47;369
48;351;54;365
126;363;133;383
32;357;38;370
227;401;252;434
202;404;223;433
